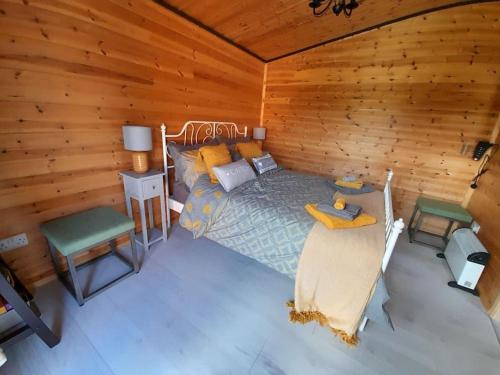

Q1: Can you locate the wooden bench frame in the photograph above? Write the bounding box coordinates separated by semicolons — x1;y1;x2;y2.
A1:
46;231;139;306
408;206;472;251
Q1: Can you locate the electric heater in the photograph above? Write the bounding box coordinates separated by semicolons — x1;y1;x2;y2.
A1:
444;228;489;295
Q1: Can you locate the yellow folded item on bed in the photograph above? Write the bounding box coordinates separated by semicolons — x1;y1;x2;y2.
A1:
199;143;232;184
334;197;346;210
293;191;385;346
335;179;363;190
236;141;263;162
305;203;376;229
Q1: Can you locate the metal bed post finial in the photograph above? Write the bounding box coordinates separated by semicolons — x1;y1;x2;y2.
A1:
387;169;394;182
382;218;405;272
160;123;171;231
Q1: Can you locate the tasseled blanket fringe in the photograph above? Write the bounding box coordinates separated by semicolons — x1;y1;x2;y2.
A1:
286;301;358;347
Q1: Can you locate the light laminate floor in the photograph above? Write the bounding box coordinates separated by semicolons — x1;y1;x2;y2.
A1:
1;226;499;375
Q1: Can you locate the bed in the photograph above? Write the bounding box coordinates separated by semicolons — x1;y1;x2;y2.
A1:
161;121;404;337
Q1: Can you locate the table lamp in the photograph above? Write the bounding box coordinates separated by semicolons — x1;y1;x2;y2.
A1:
253;127;266;146
122;125;152;173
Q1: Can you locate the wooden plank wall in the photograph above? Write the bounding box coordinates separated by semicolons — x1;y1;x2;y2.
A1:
468;116;500;319
262;3;500;228
0;0;264;286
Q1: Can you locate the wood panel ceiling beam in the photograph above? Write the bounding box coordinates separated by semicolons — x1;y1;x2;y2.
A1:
157;0;500;62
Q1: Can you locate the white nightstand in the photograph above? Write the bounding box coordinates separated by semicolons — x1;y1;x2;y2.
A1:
120;170;168;252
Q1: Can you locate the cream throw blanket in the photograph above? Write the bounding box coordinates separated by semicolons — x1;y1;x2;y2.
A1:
290;191;386;345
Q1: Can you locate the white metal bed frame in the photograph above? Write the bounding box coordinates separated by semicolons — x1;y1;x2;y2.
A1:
161;120;404;332
160;121;247;228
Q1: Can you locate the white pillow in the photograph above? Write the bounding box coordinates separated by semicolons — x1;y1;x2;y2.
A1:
212;159;256;192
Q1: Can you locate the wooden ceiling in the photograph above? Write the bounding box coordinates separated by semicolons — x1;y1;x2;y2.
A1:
157;0;479;61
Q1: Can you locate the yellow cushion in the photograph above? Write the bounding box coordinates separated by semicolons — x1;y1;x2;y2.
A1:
334;197;346;210
236;142;263;162
335;179;363;190
304;204;376;229
192;151;208;173
199;143;232;183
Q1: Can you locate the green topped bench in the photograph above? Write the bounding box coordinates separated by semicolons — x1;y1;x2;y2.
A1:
41;207;140;306
408;197;473;251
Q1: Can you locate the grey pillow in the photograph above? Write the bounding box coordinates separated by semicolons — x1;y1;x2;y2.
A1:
179;151;206;190
167;140;217;182
216;136;251;162
216;135;251;146
212;159;256;192
252;153;278;174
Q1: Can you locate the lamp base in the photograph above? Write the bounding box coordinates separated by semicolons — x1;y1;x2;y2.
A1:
132;151;149;173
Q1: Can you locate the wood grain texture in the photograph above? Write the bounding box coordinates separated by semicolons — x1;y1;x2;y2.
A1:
261;3;500;230
467;116;500;319
0;0;264;286
2;227;500;374
161;0;476;61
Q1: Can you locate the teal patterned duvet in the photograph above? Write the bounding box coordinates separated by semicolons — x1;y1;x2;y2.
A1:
179;168;335;279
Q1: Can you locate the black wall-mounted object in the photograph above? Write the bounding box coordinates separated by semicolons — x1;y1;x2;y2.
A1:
472;141;494;161
469;141;498;189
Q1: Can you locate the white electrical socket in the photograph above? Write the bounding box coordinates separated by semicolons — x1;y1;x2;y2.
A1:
0;233;29;252
471;221;480;234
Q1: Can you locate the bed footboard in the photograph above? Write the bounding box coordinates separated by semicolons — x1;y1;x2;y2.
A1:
359;169;404;332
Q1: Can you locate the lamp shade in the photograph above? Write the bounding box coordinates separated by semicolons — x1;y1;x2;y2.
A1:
253;127;266;140
122;125;152;151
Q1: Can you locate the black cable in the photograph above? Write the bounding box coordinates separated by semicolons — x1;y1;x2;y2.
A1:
470;144;498;189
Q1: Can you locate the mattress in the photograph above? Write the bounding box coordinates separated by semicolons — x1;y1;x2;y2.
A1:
179;168;333;278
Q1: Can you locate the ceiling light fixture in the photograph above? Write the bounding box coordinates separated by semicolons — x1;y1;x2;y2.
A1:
309;0;359;17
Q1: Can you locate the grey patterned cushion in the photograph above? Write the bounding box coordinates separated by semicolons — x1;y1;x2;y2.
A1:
167;140;217;182
216;135;251;146
216;136;251;162
252;153;278;174
179;151;206;190
212;159;256;192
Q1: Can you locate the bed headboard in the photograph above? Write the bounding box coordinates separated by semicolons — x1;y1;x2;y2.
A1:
161;120;246;167
160;120;248;228
162;121;246;166
161;120;247;172
162;121;247;147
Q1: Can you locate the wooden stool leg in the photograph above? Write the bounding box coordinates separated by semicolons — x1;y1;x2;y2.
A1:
412;212;425;243
408;206;419;242
109;238;117;254
0;275;59;348
47;241;63;279
408;206;418;229
443;220;454;242
147;199;154;229
139;200;149;252
129;230;140;273
66;255;84;306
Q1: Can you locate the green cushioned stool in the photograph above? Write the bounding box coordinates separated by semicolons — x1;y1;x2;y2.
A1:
40;207;139;306
408;197;473;251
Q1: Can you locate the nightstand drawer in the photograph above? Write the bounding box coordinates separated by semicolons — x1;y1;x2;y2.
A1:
142;178;161;199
